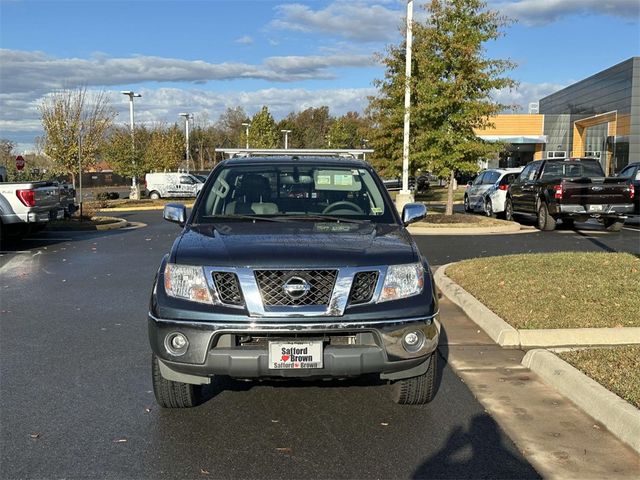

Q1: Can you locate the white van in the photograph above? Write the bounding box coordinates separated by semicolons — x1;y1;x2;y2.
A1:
145;173;204;200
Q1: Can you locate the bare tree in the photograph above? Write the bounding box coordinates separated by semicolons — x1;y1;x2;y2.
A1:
39;87;116;185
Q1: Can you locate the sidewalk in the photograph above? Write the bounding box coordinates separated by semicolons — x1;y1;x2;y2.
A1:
437;293;640;478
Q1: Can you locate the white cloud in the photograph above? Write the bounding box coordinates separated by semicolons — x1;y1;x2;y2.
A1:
0;49;377;96
234;35;254;45
271;1;403;42
492;81;566;111
492;0;640;26
0;86;377;148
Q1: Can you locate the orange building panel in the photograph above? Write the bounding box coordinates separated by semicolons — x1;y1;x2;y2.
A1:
474;115;544;136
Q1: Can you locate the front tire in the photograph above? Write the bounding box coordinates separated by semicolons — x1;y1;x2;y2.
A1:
149;191;161;200
152;354;200;408
484;198;496;218
603;218;624;232
463;195;471;213
391;352;438;405
537;202;557;231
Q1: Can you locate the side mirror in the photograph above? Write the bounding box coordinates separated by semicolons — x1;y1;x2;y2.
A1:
402;202;427;226
163;203;187;225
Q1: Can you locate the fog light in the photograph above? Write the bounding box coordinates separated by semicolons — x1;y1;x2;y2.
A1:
165;332;189;355
402;330;425;353
404;332;420;346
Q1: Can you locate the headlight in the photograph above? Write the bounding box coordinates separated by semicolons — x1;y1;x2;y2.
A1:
379;263;425;302
164;264;213;304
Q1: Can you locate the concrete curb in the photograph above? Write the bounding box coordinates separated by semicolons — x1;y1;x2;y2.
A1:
434;264;640;348
434;264;520;346
522;349;640;454
47;217;128;232
99;203;194;212
409;222;523;235
94;218;128;231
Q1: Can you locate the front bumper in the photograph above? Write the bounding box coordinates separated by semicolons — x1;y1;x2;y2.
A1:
149;313;439;383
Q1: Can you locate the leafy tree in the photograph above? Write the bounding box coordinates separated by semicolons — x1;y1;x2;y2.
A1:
102;125;147;179
103;123;184;176
248;106;279;149
369;0;515;214
282;107;332;149
145;123;184;172
0;139;16;169
328;112;369;149
39;87;116;185
216;106;248;149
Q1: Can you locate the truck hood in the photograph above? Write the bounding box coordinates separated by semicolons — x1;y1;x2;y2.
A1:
172;221;418;268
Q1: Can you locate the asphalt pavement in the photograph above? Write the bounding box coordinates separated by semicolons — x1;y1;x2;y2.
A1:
1;209;638;479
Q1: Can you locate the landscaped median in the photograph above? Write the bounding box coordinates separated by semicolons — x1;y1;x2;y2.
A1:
435;252;640;453
408;213;523;235
89;199;194;212
435;252;640;347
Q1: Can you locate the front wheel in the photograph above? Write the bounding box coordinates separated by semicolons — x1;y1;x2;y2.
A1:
391;352;438;405
483;198;496;218
149;191;161;200
463;195;471;213
603;218;624;232
152;354;201;408
537;202;557;231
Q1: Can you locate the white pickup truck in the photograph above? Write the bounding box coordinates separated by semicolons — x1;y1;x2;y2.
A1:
0;166;62;242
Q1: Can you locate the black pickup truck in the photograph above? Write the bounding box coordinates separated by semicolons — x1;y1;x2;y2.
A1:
505;158;634;231
149;156;439;408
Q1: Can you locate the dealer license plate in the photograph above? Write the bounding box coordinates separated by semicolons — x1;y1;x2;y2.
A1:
268;341;323;369
588;204;603;212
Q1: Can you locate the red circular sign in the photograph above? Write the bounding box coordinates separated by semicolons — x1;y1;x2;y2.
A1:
15;155;25;171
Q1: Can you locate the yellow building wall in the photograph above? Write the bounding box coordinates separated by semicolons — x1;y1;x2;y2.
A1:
474;115;544;136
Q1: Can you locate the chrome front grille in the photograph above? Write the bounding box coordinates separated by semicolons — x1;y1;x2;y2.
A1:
254;269;338;306
348;271;379;305
212;271;244;306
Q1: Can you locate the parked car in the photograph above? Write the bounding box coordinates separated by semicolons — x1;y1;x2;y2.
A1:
382;176;416;191
149;156;439;408
505;158;634;231
144;172;204;200
464;168;523;218
617;162;640;215
1;177;62;243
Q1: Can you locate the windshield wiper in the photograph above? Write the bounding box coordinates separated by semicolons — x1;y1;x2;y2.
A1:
275;214;369;224
203;214;288;223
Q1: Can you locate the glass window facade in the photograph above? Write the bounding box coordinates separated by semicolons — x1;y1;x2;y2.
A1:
539;57;639;173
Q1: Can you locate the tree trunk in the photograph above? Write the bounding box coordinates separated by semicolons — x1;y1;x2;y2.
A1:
445;170;454;216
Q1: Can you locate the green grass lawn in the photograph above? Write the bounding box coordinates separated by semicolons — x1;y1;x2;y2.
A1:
416;186;465;203
559;347;640;408
446;252;640;329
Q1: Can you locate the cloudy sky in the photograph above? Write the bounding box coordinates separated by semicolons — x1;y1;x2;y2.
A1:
1;0;639;152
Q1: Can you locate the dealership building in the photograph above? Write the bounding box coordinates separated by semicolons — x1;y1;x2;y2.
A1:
475;57;639;174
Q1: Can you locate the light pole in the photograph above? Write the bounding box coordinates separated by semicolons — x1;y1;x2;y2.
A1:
396;0;415;211
179;112;193;172
361;139;369;161
121;90;141;198
242;122;251;149
281;129;292;149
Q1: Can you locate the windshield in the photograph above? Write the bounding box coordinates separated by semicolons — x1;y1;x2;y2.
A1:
195;163;396;224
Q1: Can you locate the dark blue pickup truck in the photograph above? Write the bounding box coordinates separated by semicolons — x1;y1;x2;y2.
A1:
148;156;439;408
